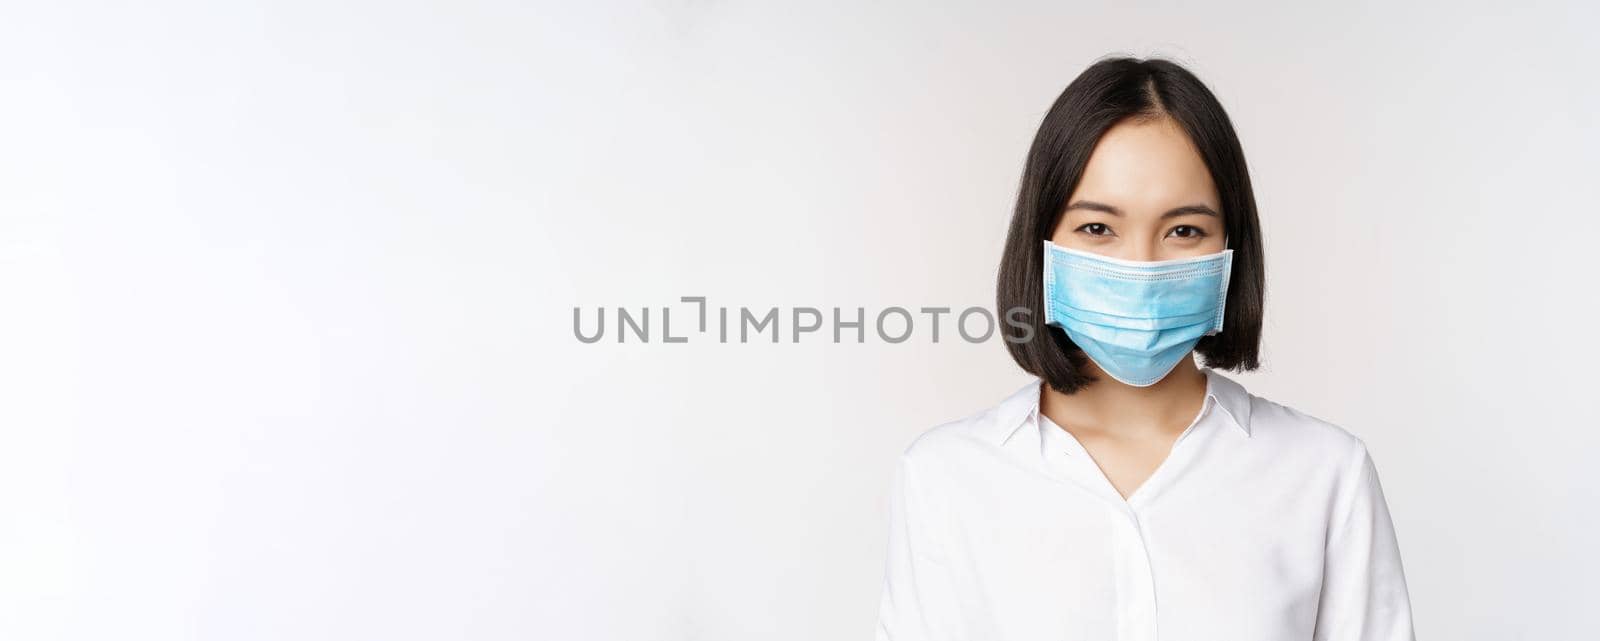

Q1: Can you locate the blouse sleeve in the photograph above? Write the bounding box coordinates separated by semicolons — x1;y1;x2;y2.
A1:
874;451;961;641
1313;445;1417;641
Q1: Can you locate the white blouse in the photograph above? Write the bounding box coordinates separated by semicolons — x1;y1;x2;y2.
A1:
874;369;1414;641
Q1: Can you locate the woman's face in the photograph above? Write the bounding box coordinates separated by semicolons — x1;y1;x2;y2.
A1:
1050;117;1227;261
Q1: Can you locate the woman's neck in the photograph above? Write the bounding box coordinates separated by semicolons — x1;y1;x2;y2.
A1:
1039;358;1209;437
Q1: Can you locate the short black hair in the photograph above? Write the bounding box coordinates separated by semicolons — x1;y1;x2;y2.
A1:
997;56;1265;394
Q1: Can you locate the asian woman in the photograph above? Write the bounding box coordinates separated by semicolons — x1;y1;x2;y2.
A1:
874;57;1415;641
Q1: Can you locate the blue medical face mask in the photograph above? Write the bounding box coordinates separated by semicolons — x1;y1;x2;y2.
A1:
1042;240;1233;387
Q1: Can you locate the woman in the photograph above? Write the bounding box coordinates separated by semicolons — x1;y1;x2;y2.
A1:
875;57;1415;641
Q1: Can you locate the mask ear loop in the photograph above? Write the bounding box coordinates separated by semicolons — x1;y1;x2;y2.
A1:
1210;233;1233;335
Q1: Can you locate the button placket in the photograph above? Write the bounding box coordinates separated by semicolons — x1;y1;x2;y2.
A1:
1038;409;1215;641
1112;505;1158;641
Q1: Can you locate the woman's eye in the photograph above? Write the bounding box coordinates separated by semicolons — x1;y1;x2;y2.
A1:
1076;223;1113;236
1168;225;1207;239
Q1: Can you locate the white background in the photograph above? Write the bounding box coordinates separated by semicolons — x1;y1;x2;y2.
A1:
3;1;1598;639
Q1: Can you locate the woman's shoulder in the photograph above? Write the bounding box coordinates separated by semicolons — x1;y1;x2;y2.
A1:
894;379;1043;466
1238;384;1376;473
1246;389;1364;441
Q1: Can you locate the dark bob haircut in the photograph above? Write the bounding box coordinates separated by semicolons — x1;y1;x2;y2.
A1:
998;56;1265;394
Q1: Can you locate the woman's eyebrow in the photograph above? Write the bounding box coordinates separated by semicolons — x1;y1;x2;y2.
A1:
1065;200;1122;215
1162;205;1220;219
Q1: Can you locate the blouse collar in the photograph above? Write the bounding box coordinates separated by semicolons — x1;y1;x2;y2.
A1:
989;368;1254;446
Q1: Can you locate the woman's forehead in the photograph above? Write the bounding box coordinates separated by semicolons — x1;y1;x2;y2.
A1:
1070;118;1221;215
